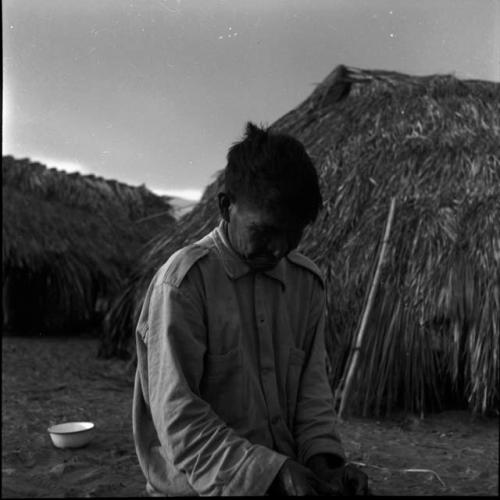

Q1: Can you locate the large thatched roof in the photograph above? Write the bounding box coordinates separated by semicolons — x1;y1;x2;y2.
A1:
2;156;176;332
102;66;500;415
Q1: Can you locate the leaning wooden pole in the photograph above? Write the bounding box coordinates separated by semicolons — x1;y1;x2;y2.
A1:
337;197;397;420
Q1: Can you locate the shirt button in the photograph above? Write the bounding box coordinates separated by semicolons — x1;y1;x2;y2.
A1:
271;415;281;425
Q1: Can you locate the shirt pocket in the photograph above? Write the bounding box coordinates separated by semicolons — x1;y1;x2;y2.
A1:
201;347;248;426
286;347;306;429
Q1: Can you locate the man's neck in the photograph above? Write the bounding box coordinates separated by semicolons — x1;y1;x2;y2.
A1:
221;220;243;261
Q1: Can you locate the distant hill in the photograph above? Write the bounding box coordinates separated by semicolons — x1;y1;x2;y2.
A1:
167;196;198;219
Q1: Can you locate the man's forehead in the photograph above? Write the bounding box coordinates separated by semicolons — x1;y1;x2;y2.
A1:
237;200;298;228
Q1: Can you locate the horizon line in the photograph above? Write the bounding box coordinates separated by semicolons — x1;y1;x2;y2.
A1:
151;188;203;202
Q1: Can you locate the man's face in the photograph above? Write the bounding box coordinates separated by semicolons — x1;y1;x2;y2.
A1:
225;196;306;271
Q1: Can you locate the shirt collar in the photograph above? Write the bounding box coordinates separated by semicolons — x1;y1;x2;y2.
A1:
211;220;286;288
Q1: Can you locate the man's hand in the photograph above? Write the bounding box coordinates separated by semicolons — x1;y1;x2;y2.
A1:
307;454;370;496
323;463;370;496
269;459;342;496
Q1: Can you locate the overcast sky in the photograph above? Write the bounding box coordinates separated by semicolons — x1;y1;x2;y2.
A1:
3;0;499;200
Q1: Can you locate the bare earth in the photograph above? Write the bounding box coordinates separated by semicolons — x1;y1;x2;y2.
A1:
2;336;498;497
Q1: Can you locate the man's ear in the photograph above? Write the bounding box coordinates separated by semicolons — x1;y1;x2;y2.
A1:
218;192;231;222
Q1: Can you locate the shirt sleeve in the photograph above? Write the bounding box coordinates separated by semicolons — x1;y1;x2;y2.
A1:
143;272;288;496
293;282;346;465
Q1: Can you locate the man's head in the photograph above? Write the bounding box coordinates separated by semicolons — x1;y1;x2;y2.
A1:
218;122;322;271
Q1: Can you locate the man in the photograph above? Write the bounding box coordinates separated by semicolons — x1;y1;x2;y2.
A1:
132;122;369;496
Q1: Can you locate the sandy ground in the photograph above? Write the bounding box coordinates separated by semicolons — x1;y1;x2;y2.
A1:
2;336;498;497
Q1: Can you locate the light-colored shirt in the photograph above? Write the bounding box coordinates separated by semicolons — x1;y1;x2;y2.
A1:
132;220;345;496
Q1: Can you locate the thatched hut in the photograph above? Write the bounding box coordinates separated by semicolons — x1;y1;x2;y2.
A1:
2;156;176;335
102;66;500;416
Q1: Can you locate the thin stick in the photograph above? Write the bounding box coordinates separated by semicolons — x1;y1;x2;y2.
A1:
403;469;446;487
350;462;446;487
337;197;397;420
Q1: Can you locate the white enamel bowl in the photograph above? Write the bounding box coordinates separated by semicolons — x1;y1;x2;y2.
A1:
47;421;95;449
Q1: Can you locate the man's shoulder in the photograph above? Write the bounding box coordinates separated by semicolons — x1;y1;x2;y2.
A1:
154;241;212;288
286;251;324;288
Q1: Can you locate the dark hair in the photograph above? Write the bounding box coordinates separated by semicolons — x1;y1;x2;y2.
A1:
224;122;322;225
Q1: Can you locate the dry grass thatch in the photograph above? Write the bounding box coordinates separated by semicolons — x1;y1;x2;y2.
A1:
2;156;176;333
101;66;500;416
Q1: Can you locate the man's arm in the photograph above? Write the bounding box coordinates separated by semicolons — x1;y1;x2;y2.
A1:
295;283;370;495
143;274;287;496
293;282;346;466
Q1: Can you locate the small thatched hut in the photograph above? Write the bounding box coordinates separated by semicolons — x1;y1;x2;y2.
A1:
2;156;176;335
102;66;500;416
